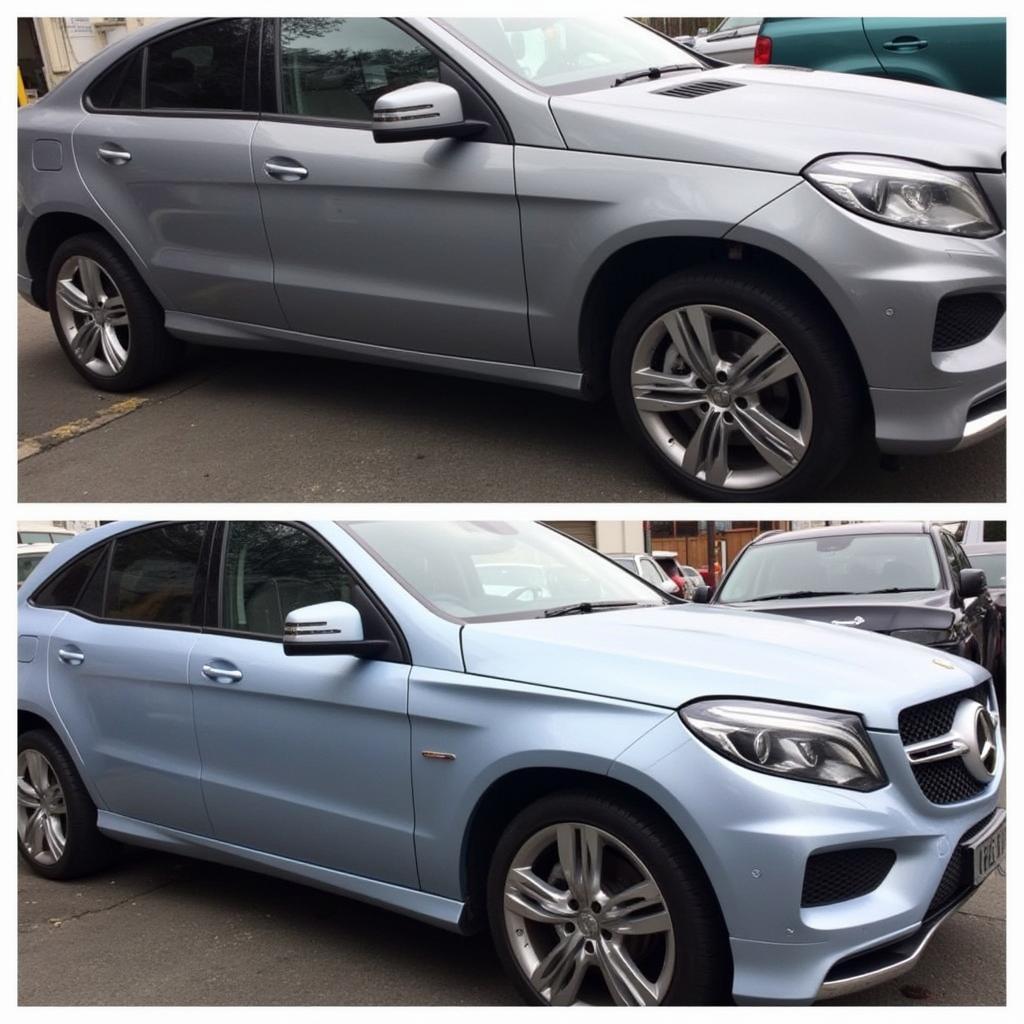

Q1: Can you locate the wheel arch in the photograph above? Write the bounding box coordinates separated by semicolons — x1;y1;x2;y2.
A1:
459;765;727;936
23;208;160;310
576;235;868;409
18;708;58;737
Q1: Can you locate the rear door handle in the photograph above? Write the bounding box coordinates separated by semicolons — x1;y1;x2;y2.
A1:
264;157;308;182
57;646;85;666
202;661;243;684
97;143;132;165
883;37;928;52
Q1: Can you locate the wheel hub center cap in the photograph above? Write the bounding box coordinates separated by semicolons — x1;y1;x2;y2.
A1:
709;385;732;407
577;911;599;938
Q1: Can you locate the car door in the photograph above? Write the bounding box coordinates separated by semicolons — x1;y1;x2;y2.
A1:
190;521;418;888
252;17;532;363
72;18;285;327
863;18;1006;100
42;524;213;835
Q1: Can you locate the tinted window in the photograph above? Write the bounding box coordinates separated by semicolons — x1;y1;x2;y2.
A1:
88;48;143;109
222;522;352;637
32;543;106;609
146;19;254;110
106;524;206;625
279;18;438;121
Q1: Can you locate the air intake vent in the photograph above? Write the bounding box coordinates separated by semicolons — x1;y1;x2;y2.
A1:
656;80;744;99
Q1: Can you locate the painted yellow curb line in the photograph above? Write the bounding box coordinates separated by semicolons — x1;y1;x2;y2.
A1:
18;396;147;462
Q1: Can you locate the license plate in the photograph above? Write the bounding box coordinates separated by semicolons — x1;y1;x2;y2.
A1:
970;817;1006;885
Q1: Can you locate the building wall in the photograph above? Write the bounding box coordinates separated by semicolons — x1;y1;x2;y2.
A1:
28;17;165;90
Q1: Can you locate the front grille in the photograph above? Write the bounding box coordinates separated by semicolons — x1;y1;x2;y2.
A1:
802;848;896;907
898;682;991;745
656;80;744;99
911;758;987;805
899;682;992;804
932;293;1004;352
925;811;996;917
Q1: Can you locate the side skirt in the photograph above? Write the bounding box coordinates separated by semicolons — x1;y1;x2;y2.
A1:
96;810;469;934
165;311;586;398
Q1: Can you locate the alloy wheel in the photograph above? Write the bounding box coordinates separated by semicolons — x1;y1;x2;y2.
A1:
630;304;812;490
55;255;131;377
18;749;68;866
503;822;675;1005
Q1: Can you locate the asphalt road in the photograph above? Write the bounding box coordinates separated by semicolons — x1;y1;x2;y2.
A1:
19;774;1006;1006
18;300;1005;502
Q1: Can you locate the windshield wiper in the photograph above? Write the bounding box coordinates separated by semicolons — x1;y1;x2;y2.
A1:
612;64;699;87
862;587;931;595
742;590;854;603
542;600;651;618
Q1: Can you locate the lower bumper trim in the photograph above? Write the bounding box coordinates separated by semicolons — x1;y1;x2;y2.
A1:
815;889;974;1001
953;391;1006;451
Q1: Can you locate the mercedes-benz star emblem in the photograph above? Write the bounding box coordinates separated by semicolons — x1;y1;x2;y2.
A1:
904;698;998;783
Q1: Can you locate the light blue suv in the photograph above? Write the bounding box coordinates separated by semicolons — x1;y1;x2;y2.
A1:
18;520;1005;1005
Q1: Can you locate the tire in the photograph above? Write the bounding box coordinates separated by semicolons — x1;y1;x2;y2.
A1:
17;729;118;880
487;790;731;1006
46;232;183;392
610;266;864;500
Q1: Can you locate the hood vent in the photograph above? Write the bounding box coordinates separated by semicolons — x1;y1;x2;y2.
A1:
656;79;744;99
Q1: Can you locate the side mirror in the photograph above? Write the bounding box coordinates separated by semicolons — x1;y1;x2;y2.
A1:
693;585;713;604
959;568;988;599
283;601;388;658
658;579;678;595
697;27;710;37
372;82;487;144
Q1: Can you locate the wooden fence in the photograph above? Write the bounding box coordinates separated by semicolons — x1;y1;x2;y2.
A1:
635;16;721;39
651;528;759;571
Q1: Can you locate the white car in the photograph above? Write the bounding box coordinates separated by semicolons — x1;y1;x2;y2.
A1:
677;18;761;63
607;552;680;595
17;543;54;589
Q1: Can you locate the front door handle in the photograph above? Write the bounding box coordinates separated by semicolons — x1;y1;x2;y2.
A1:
57;646;85;666
202;661;243;684
97;143;132;165
264;157;309;182
883;36;928;52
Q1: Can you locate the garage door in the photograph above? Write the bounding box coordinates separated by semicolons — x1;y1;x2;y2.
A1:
544;521;597;548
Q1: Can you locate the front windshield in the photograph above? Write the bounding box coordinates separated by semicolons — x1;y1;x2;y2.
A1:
442;17;702;93
969;553;1006;586
346;521;668;621
717;533;942;603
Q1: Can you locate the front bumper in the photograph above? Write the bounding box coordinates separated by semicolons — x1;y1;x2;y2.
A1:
817;806;1005;999
727;180;1005;455
611;711;1004;1005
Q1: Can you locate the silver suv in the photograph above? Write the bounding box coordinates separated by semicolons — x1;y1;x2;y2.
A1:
17;17;1006;498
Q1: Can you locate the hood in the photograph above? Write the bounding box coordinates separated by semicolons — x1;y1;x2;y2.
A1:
550;65;1005;174
460;604;988;731
719;590;954;635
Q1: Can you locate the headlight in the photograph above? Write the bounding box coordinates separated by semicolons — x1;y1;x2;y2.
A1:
804;155;998;237
889;627;955;646
680;698;886;791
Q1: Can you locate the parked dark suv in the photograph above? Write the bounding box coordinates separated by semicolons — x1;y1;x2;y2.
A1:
704;523;1001;690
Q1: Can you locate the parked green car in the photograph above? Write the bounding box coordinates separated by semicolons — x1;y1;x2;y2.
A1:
693;18;1005;102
